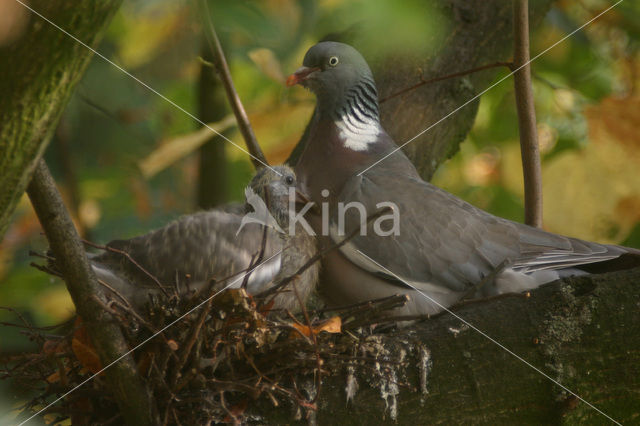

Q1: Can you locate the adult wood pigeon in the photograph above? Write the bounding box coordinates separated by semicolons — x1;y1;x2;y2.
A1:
89;166;319;312
287;41;640;316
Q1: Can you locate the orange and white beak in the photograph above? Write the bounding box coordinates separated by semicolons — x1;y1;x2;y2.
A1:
286;66;321;87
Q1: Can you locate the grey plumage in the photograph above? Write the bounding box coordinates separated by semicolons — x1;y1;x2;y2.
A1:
91;166;319;312
289;41;640;316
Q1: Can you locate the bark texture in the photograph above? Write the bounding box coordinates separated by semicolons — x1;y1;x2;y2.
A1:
197;41;231;209
0;0;123;239
371;0;553;180
27;160;156;425
254;267;640;424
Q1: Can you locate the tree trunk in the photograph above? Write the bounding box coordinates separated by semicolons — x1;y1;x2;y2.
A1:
287;0;553;179
374;0;553;180
254;267;640;424
196;40;230;209
0;0;123;240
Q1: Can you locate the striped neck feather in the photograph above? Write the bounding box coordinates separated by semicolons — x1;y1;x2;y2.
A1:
332;77;381;152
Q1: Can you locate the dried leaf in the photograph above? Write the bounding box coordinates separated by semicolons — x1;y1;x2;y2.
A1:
223;398;248;423
316;316;342;334
46;366;71;384
72;319;103;374
290;316;342;338
42;339;66;355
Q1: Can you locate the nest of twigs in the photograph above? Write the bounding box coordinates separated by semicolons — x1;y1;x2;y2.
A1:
3;274;425;425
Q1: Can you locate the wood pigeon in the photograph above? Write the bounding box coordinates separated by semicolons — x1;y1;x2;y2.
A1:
89;165;319;312
287;41;640;316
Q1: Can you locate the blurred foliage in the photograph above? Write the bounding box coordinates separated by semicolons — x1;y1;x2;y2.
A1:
433;0;640;245
1;0;639;404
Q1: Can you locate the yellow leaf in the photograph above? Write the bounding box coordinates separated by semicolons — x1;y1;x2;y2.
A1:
138;115;235;179
249;48;284;83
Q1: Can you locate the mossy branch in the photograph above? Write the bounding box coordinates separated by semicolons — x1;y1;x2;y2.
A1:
27;160;156;425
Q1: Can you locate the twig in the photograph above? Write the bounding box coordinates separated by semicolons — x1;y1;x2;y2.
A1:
257;206;393;300
290;279;324;403
513;0;543;228
379;62;513;103
199;0;268;169
26;159;156;425
341;295;411;329
81;239;169;297
241;195;271;290
311;293;407;315
30;262;64;278
0;306;45;344
171;297;214;386
461;259;510;300
107;298;159;335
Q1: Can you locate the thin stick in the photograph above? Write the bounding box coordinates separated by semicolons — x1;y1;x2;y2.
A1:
379;62;513;103
241;192;271;289
257;206;392;300
171;297;214;387
290;279;323;403
311;293;409;314
513;0;543;228
199;0;268;169
81;239;169;297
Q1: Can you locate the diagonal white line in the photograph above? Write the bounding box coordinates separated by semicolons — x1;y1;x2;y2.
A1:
13;0;280;176
356;249;621;425
17;249;283;426
357;0;624;176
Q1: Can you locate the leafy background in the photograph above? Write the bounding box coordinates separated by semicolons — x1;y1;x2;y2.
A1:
1;0;639;416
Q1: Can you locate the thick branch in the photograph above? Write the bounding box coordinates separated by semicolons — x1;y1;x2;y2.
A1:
196;40;230;209
199;0;268;170
0;1;123;240
27;160;156;425
288;0;554;180
513;0;543;227
252;267;640;423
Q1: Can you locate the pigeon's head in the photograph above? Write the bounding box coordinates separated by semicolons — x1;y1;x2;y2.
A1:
287;42;376;111
246;165;311;229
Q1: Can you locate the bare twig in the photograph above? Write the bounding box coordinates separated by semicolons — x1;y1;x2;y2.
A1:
241;194;271;289
26;160;156;425
290;279;324;403
0;306;44;344
513;0;543;228
379;62;513;103
199;0;268;169
82;238;170;297
462;259;510;300
341;295;412;329
171;297;214;386
311;294;406;317
258;206;393;300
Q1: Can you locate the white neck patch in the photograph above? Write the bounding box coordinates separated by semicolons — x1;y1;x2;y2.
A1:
334;111;380;152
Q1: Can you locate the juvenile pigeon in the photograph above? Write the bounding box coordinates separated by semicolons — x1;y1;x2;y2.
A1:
287;41;640;316
90;165;319;312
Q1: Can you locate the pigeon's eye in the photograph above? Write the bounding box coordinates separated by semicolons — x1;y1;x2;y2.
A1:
328;56;339;67
285;175;294;185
